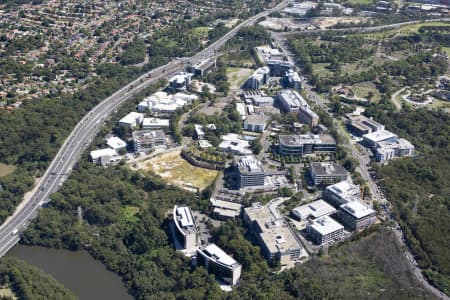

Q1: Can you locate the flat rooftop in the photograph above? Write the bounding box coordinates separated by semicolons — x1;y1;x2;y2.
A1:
90;148;118;160
132;130;166;141
236;155;264;174
310;162;348;176
119;112;143;125
279;134;335;146
244;114;268;125
277;89;307;108
105;136;126;149
292;199;336;219
340;201;376;219
211;198;243;211
363;130;397;143
142;118;170;127
201;243;239;267
326;181;361;201
174;206;197;235
308;215;344;235
260;223;301;254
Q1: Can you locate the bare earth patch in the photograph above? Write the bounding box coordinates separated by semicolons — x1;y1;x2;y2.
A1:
142;150;219;191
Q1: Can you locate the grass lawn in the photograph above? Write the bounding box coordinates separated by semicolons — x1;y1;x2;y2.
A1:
313;63;333;78
0;163;16;177
442;47;450;57
144;150;218;191
429;98;450;112
226;67;254;90
352;82;381;102
364;22;450;39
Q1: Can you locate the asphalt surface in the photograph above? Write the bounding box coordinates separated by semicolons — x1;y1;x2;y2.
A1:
0;0;289;257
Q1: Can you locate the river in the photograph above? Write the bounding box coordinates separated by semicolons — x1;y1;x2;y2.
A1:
8;245;133;300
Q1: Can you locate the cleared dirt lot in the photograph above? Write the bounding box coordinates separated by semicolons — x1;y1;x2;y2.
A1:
138;149;219;191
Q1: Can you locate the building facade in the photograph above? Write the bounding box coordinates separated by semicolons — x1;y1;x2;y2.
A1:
309;162;348;186
278;134;336;157
132;130;166;153
173;206;198;250
338;201;377;230
196;243;242;286
235;155;265;188
306;216;344;245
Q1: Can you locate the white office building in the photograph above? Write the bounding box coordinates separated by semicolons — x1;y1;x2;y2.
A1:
218;133;252;155
105;136;127;151
306;216;344;245
292;199;336;221
324;181;361;207
142;117;170;130
338;201;377;230
90;148;122;166
243;114;268;132
246;67;270;90
169;72;193;91
235;155;265;188
119;112;144;128
196;243;242;286
173;205;198;250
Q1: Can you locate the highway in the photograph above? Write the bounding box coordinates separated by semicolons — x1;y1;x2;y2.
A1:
0;0;289;257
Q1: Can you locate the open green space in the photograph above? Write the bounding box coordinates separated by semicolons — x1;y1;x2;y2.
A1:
352;82;382;102
0;163;16;177
192;26;211;36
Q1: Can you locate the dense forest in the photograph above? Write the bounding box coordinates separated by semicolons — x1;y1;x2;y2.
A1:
366;107;450;294
0;257;77;300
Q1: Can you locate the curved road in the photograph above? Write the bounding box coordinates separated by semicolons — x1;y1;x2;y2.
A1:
0;0;289;257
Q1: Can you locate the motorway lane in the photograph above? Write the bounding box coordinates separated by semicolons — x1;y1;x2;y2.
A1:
0;0;289;256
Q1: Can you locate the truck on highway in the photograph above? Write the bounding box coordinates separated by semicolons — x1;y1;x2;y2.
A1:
11;228;18;235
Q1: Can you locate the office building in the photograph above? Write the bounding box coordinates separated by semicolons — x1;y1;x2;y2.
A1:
89;148;121;166
291;199;336;221
244;203;302;264
278;134;336;156
243;114;268;132
132;130;166;153
362;130;398;149
298;107;319;127
284;69;302;90
137;92;197;115
375;138;414;163
119;112;144;128
338;201;377;230
345;113;384;136
235;155;265;188
277;89;307;113
309;162;348;186
277;89;319;127
168;72;193;91
218;133;252;155
173;205;198;250
267;60;294;77
142;117;170;130
246;67;270;90
306;216;344;245
324;181;361;207
105;136;127;151
194;124;205;139
210;198;243;220
196;243;242;286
